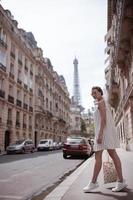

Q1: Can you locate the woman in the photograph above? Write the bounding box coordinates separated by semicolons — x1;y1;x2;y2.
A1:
83;86;127;192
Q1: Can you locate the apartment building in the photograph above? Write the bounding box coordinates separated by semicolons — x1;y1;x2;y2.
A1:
34;48;70;147
105;0;133;150
0;5;70;152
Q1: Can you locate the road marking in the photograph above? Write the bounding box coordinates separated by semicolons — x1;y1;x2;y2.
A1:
0;195;22;199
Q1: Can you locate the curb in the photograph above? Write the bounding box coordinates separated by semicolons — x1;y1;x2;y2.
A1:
44;157;94;200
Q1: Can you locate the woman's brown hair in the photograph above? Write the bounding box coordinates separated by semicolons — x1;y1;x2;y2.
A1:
92;86;103;95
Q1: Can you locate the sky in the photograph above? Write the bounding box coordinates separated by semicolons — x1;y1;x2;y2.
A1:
1;0;107;111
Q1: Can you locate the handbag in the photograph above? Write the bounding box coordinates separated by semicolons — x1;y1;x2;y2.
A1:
103;160;117;184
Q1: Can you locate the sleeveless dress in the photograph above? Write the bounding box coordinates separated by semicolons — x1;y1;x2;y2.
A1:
93;99;120;152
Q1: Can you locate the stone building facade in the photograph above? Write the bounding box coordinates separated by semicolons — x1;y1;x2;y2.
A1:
105;0;133;150
70;101;81;136
0;5;70;151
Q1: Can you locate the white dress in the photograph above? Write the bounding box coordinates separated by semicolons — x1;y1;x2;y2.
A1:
93;99;120;152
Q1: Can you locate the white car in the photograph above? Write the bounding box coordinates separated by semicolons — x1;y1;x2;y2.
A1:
37;139;53;151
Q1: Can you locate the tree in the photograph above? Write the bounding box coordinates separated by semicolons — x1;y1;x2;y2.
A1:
81;118;87;134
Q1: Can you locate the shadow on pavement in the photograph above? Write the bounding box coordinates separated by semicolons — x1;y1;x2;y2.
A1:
91;188;133;200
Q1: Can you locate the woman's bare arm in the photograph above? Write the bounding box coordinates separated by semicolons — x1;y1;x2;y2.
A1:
97;100;106;143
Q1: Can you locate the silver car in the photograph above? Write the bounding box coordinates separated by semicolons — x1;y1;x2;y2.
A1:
6;139;35;154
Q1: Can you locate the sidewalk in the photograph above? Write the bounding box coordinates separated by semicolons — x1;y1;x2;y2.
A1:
44;148;133;200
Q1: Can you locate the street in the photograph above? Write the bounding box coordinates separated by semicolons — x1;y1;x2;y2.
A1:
0;150;85;200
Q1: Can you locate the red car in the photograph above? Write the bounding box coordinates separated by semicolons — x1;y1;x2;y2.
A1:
63;137;92;159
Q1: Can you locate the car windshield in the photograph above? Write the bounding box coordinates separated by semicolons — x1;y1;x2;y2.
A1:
40;141;48;144
11;140;24;145
67;138;84;144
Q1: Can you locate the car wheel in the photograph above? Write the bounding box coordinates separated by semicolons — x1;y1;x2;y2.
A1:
63;154;67;159
31;148;34;153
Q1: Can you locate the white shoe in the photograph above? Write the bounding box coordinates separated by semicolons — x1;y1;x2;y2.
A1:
83;181;99;193
112;181;127;192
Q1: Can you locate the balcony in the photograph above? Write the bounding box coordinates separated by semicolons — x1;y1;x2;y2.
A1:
16;99;22;107
23;103;28;110
7;119;12;126
58;118;66;124
0;62;6;72
9;72;14;80
104;46;111;55
17;78;22;85
10;51;15;59
104;26;113;42
23;123;27;129
29;106;33;112
16;121;20;128
0;90;5;98
8;95;14;104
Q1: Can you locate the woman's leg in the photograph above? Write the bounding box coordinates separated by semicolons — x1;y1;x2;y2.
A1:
91;150;103;183
107;149;123;182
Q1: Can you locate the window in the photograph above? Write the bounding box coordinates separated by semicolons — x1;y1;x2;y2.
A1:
30;64;33;75
0;50;6;66
8;108;12;120
0;78;4;90
29;77;33;89
38;98;41;107
29;97;32;105
50;101;52;110
0;28;7;43
16;111;20;122
9;85;13;96
18;69;22;80
10;63;14;74
24;71;28;85
17;90;21;99
46;98;48;108
24;94;27;104
18;51;22;61
29;116;32;125
23;114;27;124
25;58;28;68
11;43;15;53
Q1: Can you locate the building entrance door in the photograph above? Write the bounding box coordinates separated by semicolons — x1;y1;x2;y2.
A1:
34;131;37;147
4;130;10;150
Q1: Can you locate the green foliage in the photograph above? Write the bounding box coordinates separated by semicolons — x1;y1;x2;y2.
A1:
81;118;87;133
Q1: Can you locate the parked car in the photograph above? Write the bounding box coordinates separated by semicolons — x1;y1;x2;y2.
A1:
88;139;94;152
6;139;35;154
37;139;53;151
53;142;59;150
63;137;92;159
58;142;64;149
